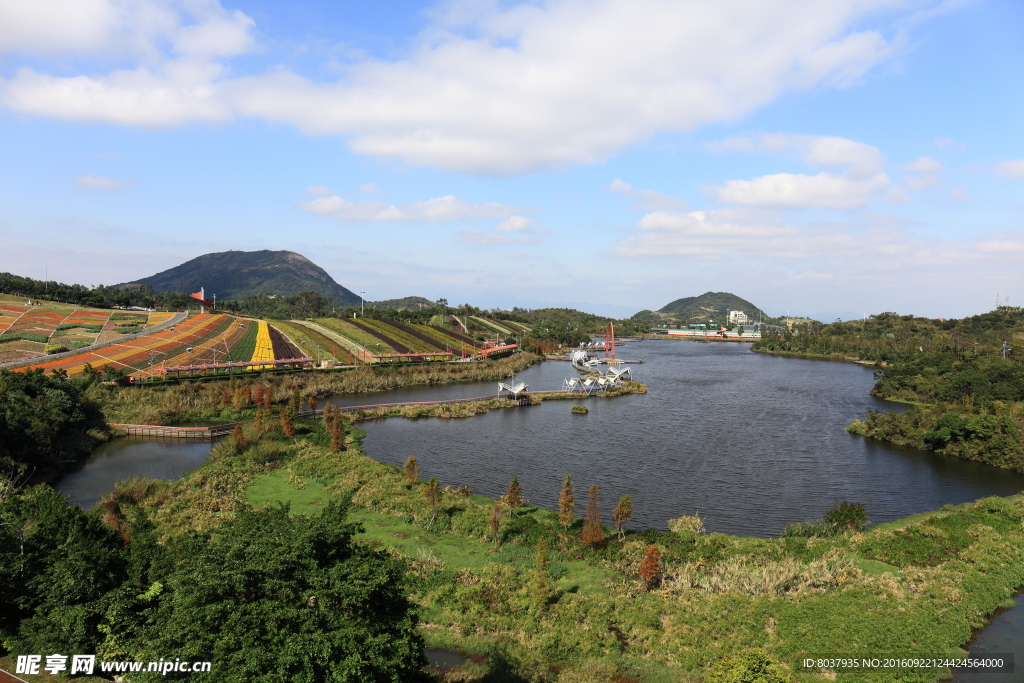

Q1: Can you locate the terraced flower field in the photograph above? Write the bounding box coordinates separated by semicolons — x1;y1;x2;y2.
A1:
0;305;29;334
317;319;404;354
97;312;149;342
288;320;370;362
223;320;259;362
358;319;436;353
0;303;187;365
147;312;177;328
272;321;347;362
24;314;236;377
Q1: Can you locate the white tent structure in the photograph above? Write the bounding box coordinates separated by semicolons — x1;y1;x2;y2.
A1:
498;380;529;398
608;366;630;380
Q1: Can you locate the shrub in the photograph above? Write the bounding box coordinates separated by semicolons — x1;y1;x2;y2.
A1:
571;405;588;414
822;500;868;531
44;344;69;355
669;512;705;535
0;332;48;343
704;649;790;683
404;456;418;484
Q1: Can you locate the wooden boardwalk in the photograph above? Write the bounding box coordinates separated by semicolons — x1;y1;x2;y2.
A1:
110;423;239;439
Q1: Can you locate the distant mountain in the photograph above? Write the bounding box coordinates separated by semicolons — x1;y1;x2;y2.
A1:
119;250;360;304
651;292;770;323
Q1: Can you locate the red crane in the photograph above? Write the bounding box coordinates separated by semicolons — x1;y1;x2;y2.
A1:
605;321;615;358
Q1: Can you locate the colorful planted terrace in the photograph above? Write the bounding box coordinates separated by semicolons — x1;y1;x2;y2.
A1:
0;307;192;365
272;321;348;363
23;314;236;377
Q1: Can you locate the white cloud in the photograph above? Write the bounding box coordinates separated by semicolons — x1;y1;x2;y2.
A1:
711;133;883;177
609;179;689;211
460;230;541;245
0;0;929;175
714;172;888;210
708;133;889;209
0;0;254;59
994;160;1024;179
611;206;1024;274
303;185;332;197
75;174;132;190
494;216;548;233
901;156;943;191
354;183;383;195
296;194;525;222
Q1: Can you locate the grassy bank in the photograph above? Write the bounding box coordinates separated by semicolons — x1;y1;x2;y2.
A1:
101;410;1024;683
751;347;884;365
88;353;540;425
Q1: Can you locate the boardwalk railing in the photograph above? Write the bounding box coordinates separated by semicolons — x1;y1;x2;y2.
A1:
110;423;239;439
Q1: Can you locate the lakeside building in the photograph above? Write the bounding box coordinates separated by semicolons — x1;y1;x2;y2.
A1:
728;310;750;324
649;325;761;339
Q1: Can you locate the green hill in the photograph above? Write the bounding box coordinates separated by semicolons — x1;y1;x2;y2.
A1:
368;296;434;310
119;250;360;304
649;292;769;324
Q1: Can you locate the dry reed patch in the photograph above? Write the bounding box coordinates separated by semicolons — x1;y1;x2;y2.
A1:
662;556;859;597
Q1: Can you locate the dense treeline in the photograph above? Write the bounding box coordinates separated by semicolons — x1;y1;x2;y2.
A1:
0;485;428;681
0;369;111;483
0;272;194;311
752;309;1023;362
872;353;1024;404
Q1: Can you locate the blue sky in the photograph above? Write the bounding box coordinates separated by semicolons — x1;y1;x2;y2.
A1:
1;0;1022;319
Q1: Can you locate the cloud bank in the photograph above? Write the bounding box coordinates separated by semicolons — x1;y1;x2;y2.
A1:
296;193;525;222
0;0;930;174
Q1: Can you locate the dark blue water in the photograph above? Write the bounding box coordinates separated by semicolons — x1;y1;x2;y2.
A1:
58;437;216;509
351;341;1024;537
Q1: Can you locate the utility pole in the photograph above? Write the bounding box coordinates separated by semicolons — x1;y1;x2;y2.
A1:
361;291;365;317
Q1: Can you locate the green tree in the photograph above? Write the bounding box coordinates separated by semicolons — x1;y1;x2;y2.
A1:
503;474;525;509
0;369;108;481
135;500;428;682
1;484;127;655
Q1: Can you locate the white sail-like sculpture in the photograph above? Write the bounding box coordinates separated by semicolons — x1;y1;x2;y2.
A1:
498;380;529;398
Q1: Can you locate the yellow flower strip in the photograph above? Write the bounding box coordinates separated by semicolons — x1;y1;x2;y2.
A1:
251;321;275;369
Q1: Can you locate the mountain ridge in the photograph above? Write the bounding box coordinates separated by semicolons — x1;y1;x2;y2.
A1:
119;250;360;304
